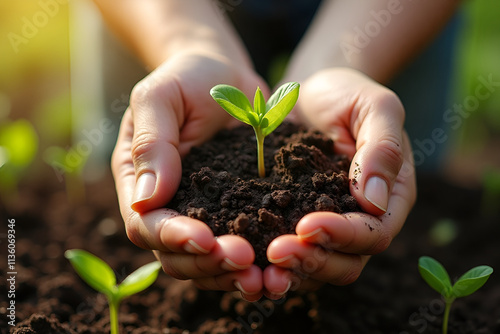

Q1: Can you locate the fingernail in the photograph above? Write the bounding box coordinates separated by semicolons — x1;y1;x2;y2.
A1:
364;176;388;212
132;173;156;207
300;228;323;239
221;257;248;271
234;280;251;295
299;228;338;249
300;228;330;244
183;239;210;254
269;280;292;300
268;254;296;264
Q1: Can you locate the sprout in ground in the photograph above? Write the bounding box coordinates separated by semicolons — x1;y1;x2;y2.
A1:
418;256;493;334
0;119;38;197
210;82;300;178
65;249;162;334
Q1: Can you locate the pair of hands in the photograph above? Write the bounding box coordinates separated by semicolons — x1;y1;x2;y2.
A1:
111;51;416;301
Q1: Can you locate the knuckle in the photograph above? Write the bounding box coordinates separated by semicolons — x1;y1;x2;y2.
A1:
130;77;158;107
130;132;159;165
374;88;405;116
378;136;405;171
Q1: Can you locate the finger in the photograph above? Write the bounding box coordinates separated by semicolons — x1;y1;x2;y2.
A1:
295;211;392;255
112;108;142;218
193;265;263;301
349;87;406;215
128;75;184;213
158;216;216;254
111;104;180;218
296;158;415;256
296;69;410;215
267;234;368;286
113;117;216;255
263;265;292;299
157;235;255;280
112;131;216;255
112;109;180;250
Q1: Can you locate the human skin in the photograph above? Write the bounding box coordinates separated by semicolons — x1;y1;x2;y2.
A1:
95;0;458;300
264;0;458;295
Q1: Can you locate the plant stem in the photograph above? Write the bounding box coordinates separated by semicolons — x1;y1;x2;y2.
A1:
255;129;265;178
442;299;453;334
109;298;120;334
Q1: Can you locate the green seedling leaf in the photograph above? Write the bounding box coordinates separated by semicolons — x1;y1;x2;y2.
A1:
66;250;162;334
254;87;266;116
418;256;452;297
210;82;299;178
419;256;494;334
65;249;117;296
451;265;493;298
262;82;299;136
118;261;162;299
210;84;258;127
0;119;38;167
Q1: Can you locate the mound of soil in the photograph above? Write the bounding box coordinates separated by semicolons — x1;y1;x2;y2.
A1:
1;141;499;334
168;122;360;268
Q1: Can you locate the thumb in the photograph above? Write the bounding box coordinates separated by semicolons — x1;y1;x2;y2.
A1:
350;92;405;216
129;81;183;213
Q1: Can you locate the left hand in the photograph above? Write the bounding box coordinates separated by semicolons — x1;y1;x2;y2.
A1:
263;68;417;297
111;52;269;301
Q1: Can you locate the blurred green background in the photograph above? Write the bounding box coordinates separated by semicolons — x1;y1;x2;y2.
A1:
0;1;499;204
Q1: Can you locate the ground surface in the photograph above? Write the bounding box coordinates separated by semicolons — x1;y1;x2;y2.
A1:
0;133;499;333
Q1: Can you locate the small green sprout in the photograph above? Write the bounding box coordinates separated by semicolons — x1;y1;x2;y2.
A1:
65;249;162;334
418;256;493;334
210;82;300;178
0;119;38;198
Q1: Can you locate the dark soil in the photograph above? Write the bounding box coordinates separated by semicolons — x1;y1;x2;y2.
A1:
167;122;359;268
1;151;499;333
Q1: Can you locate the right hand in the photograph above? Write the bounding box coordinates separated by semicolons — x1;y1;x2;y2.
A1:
264;68;416;295
111;51;269;301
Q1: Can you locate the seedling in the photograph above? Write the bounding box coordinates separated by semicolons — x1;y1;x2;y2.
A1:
210;82;299;178
65;249;162;334
0;119;38;199
418;256;493;334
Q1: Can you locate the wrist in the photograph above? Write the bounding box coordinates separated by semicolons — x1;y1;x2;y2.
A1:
283;47;352;84
159;33;251;72
146;0;252;71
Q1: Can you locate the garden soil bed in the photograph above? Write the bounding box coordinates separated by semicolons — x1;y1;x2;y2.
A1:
1;142;499;333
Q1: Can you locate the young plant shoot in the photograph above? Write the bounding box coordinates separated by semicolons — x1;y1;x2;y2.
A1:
0;119;38;198
65;249;162;334
418;256;493;334
210;82;300;178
